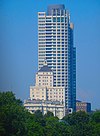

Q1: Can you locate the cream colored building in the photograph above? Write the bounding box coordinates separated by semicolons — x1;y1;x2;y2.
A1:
24;63;72;119
30;63;65;104
24;99;65;119
30;86;65;103
35;67;53;87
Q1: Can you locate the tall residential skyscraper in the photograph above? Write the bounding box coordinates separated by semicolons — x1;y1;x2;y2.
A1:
38;5;76;111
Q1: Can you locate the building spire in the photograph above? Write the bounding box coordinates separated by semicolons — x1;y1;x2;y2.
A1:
44;59;47;65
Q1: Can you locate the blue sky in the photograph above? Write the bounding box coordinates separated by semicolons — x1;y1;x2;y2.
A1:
0;0;100;110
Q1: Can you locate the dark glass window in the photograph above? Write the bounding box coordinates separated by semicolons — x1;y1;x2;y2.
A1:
61;18;64;22
57;17;60;22
53;17;56;22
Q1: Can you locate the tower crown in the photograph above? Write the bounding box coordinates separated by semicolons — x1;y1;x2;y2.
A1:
47;4;65;15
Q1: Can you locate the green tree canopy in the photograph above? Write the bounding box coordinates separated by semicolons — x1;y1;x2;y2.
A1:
0;91;100;136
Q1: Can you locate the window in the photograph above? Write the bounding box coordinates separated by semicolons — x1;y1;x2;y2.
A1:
57;17;60;22
61;18;64;22
53;17;56;22
46;20;51;22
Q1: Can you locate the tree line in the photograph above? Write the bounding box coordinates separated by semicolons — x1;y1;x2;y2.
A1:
0;91;100;136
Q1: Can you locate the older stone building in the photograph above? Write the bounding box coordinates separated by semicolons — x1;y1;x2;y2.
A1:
76;100;91;113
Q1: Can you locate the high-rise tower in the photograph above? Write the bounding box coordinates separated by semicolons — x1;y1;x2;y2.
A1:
38;5;76;111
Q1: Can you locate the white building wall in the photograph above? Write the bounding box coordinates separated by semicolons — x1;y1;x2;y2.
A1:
24;100;65;119
30;86;47;100
30;85;65;103
36;72;53;87
38;6;73;109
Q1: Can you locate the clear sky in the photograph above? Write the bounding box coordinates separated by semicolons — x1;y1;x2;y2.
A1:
0;0;100;110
